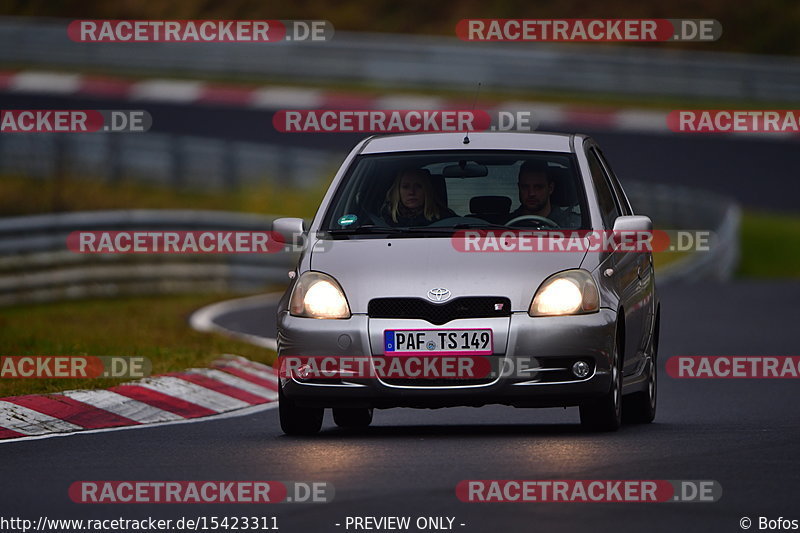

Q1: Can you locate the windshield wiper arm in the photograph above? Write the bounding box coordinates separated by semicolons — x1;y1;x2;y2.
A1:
402;223;511;233
327;223;512;235
326;225;406;235
451;223;511;230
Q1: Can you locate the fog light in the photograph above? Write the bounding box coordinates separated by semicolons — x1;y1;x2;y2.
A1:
572;361;591;378
297;364;311;380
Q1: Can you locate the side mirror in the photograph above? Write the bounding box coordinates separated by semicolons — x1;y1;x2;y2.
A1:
612;215;652;233
272;217;306;249
611;215;653;252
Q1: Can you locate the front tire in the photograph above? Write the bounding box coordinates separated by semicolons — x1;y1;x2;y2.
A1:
623;312;659;424
279;384;323;436
580;329;623;432
333;408;373;428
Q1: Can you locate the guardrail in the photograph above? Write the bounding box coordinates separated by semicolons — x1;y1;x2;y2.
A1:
0;185;740;306
0;210;296;306
2;17;799;102
626;183;740;281
0;131;340;190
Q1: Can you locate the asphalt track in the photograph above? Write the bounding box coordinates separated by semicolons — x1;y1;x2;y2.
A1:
1;280;799;533
1;91;799;532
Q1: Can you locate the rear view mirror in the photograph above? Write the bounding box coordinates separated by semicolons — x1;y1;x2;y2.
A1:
442;161;488;177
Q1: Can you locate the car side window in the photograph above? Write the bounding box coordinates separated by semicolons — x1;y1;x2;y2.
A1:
596;149;633;216
587;149;620;229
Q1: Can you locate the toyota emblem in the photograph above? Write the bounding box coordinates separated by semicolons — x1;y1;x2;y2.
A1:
427;288;452;302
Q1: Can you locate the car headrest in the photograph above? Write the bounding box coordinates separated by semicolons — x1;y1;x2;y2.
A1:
470;195;512;214
429;173;447;205
548;166;578;207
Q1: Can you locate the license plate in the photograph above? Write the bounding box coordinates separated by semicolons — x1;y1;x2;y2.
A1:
384;329;493;355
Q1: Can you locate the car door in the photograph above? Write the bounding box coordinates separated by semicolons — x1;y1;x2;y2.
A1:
595;147;655;357
585;145;646;377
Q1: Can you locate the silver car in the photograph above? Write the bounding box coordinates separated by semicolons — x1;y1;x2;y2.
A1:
274;132;659;435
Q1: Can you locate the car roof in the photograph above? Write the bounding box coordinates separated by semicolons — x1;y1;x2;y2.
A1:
359;131;577;154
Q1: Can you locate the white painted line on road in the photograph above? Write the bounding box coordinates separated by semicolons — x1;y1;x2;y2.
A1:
129;79;203;102
62;389;183;424
9;71;82;94
0;401;83;435
0;402;278;445
501;101;565;125
185;368;278;400
250;86;323;109
136;376;251;412
615;110;669;132
189;292;282;351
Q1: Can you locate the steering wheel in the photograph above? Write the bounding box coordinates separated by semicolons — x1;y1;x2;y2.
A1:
506;215;560;228
427;216;486;227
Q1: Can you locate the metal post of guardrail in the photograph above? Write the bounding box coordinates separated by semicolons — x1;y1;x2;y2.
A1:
52;134;67;212
277;146;294;187
170;135;185;188
223;140;239;190
107;133;122;184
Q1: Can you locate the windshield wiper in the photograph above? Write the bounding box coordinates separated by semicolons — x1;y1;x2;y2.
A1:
326;225;407;235
402;223;511;233
451;223;511;230
326;223;513;236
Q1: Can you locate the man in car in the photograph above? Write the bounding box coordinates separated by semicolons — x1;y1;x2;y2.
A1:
508;160;581;228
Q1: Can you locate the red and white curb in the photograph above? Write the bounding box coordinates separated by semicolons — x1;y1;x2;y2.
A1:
0;69;670;134
0;354;278;443
3;69;797;138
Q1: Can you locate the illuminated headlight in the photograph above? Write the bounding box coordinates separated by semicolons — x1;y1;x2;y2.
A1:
529;270;600;317
289;271;351;319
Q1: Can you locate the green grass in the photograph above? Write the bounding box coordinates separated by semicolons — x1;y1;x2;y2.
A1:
0;292;283;398
738;211;800;278
652;250;690;272
0;173;327;219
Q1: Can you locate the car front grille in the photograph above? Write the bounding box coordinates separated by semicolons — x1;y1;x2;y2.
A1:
367;296;511;325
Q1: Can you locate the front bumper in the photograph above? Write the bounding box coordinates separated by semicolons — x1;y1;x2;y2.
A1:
277;308;617;409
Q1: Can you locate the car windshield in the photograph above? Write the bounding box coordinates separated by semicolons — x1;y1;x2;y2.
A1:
321;150;588;234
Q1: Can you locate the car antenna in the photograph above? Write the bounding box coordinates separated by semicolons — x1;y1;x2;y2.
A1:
463;82;481;144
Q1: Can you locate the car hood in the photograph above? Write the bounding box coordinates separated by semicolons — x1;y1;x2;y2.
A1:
309;236;588;313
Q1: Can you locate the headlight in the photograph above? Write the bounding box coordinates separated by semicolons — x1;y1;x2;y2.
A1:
289;271;351;319
529;270;600;316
